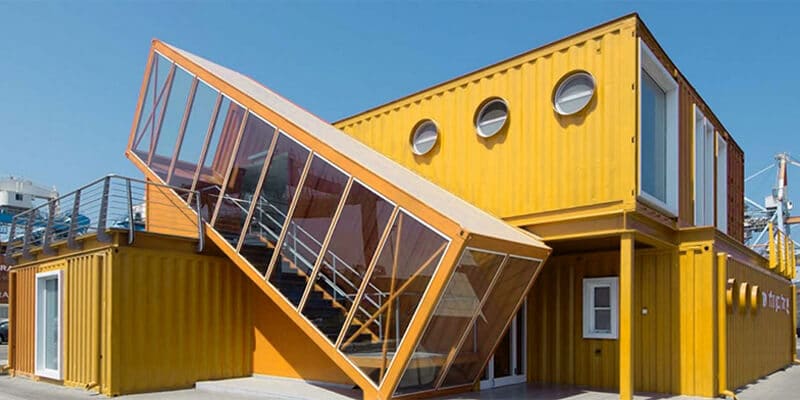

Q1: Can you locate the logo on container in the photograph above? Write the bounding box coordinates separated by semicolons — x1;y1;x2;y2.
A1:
761;290;790;314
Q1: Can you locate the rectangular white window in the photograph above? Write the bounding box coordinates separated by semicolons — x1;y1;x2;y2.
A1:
35;270;63;380
583;277;618;339
717;134;728;232
639;40;679;216
694;106;715;226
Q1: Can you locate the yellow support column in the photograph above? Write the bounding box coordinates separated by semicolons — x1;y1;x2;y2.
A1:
619;233;634;400
716;253;728;395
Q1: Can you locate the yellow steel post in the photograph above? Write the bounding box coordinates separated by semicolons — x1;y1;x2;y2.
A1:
619;233;634;400
769;223;777;270
716;253;728;395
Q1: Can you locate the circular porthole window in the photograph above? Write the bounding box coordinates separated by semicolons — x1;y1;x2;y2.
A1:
553;71;596;116
475;98;509;138
410;119;439;155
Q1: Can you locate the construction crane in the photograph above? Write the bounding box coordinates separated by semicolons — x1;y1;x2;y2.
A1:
744;152;799;281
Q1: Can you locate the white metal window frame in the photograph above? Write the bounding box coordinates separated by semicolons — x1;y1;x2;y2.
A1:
582;277;618;340
637;39;679;217
34;269;64;380
694;106;715;226
480;300;528;390
717;133;728;232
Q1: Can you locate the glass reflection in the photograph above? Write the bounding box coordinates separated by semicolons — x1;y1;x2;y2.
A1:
314;182;395;342
150;67;195;181
441;257;541;388
194;99;245;222
133;54;173;161
213;113;276;246
340;211;449;385
239;133;309;275
169;81;220;191
395;250;505;394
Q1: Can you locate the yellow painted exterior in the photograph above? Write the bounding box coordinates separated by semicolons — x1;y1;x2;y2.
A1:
8;232;254;396
145;180;200;239
725;257;794;390
335;17;638;222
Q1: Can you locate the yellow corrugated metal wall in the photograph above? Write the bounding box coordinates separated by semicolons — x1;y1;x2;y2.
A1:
726;258;794;389
677;243;717;397
9;236;253;395
335;18;638;221
63;252;110;391
528;249;680;393
109;246;253;395
9;266;36;376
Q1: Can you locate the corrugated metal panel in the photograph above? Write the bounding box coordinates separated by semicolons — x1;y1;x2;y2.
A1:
63;252;110;391
9;266;37;376
726;258;793;389
528;249;682;394
110;247;252;395
335;19;638;221
727;145;745;242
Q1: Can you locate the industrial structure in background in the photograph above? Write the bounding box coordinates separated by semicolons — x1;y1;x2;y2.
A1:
744;153;800;280
0;176;58;319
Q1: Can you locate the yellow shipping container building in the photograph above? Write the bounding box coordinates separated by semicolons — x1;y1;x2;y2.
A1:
2;13;796;400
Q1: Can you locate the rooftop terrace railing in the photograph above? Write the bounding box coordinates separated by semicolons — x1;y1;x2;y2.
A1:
4;175;203;262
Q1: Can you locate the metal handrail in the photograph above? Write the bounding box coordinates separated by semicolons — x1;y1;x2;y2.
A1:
4;174;203;261
224;192;385;324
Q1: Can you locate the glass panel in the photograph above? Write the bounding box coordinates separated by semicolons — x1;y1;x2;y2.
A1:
44;278;58;370
442;257;541;388
213;113;276;247
195;98;245;221
267;156;349;308
240;133;309;276
594;286;610;308
150;67;195;181
395;250;505;394
493;330;512;378
134;54;172;160
641;71;667;202
317;182;395;342
595;309;611;332
340;211;448;385
169;81;220;191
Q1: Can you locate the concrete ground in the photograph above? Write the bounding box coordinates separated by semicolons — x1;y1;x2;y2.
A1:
0;349;797;400
0;344;7;365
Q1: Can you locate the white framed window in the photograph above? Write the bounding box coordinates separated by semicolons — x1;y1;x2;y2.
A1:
638;40;679;216
35;270;63;380
474;98;509;138
694;106;715;226
583;277;618;339
410;119;439;155
717;134;728;232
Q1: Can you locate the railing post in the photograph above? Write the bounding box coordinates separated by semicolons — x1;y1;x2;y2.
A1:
42;201;56;255
21;212;34;260
96;176;111;243
195;189;204;253
126;179;135;245
68;189;82;249
5;218;17;260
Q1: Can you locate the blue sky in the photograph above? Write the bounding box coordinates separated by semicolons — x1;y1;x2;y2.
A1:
0;1;797;203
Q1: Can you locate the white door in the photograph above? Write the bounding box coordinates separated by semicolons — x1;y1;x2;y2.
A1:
481;302;527;389
35;270;63;380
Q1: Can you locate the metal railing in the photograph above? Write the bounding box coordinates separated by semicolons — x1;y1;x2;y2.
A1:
4;175;203;261
225;192;388;337
768;222;797;279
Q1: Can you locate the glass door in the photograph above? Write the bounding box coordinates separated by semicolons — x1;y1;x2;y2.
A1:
35;270;62;380
481;302;526;389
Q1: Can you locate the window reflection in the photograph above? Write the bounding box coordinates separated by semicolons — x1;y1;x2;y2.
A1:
133;54;173;161
339;211;449;385
213;113;277;247
194;99;244;222
150;67;195;181
169;81;220;191
395;250;506;394
239;133;309;275
441;257;540;388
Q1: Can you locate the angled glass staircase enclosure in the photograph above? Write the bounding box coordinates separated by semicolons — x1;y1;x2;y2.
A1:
125;41;551;400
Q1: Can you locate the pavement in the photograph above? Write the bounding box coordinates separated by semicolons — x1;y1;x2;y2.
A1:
0;348;796;400
0;344;7;366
